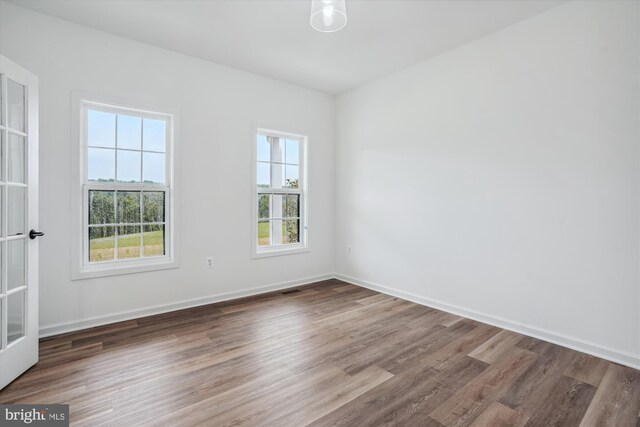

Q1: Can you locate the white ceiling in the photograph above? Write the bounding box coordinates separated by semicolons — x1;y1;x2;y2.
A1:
11;0;566;94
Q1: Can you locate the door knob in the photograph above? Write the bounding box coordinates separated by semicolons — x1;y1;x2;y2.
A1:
29;229;44;239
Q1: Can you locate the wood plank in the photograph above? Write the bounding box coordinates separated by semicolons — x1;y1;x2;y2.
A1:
564;353;609;387
430;348;537;426
523;375;595;427
579;364;640;427
470;402;529;427
468;330;523;363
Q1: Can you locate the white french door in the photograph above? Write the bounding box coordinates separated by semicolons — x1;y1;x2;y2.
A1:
0;55;39;390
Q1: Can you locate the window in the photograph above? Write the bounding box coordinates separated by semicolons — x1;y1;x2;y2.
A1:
72;95;178;278
253;129;307;257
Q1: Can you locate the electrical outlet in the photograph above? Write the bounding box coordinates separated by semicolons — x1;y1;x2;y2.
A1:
206;257;214;268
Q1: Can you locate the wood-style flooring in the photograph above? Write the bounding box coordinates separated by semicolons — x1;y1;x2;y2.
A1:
1;279;639;426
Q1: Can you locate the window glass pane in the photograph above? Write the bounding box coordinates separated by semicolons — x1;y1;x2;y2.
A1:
8;134;25;184
285;219;300;244
258;194;270;219
117;150;141;182
143;152;165;184
143;224;165;257
117;114;142;150
285;165;299;188
286;139;299;165
8;187;25;236
270;138;284;163
7;79;25;133
143;118;166;152
257;162;270;188
143;192;165;223
7;291;25;345
88;148;115;181
7;239;25;291
89;226;115;262
87;110;116;148
117;191;141;223
272;194;283;219
271;163;284;188
283;195;299;218
258;220;270;246
257;134;270;162
89;190;115;224
117;226;141;259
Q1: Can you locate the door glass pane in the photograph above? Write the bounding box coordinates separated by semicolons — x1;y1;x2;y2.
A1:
143;224;164;257
142;152;165;184
143;118;166;152
7;291;25;345
89;190;115;224
89;226;115;262
87;109;116;148
142;192;165;223
7;239;25;291
88;148;115;181
7;79;25;133
0;243;3;291
117;114;142;150
0;76;3;126
117;191;141;224
258;220;270;246
0;132;4;181
0;187;3;237
8;186;25;236
8;134;26;183
117;226;141;259
117;150;141;183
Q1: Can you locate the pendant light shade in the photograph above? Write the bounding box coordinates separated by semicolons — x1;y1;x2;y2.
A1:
310;0;347;33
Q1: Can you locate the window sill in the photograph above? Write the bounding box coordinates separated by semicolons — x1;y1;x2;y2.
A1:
252;246;310;259
71;257;179;280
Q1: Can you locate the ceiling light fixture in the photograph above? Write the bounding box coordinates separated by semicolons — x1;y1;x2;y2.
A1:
310;0;347;33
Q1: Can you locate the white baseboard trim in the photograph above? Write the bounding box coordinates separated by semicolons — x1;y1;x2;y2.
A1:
335;273;640;370
39;273;334;338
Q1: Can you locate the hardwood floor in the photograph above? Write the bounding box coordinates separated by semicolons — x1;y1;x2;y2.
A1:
1;279;639;426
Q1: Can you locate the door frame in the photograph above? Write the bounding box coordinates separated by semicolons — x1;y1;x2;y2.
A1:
0;55;39;390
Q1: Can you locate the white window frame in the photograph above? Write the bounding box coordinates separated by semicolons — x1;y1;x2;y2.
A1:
252;127;309;258
70;92;180;280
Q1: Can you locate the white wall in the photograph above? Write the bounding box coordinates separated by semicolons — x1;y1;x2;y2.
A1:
335;0;640;367
0;2;335;334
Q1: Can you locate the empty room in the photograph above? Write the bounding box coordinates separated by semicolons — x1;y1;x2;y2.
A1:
0;0;638;425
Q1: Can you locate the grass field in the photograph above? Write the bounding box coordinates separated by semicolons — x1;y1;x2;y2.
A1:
90;230;164;261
